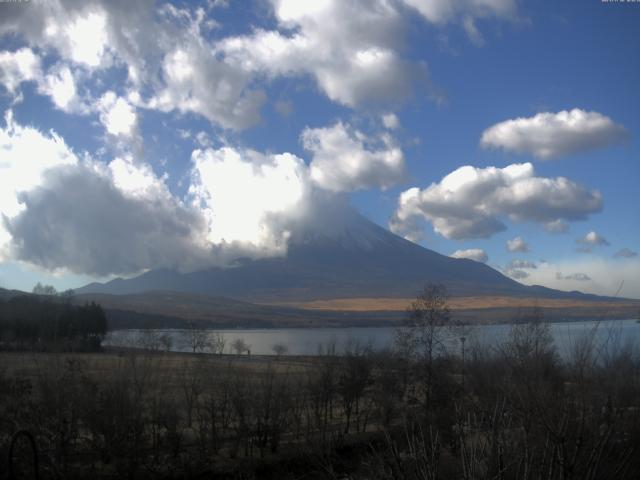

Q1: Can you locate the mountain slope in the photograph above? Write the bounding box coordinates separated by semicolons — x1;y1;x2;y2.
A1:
75;290;402;328
76;211;605;302
0;287;30;301
76;290;639;328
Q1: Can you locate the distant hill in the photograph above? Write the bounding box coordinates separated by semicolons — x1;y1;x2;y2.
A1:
75;290;640;329
0;287;401;328
2;286;637;329
0;287;30;301
74;290;402;329
76;209;616;303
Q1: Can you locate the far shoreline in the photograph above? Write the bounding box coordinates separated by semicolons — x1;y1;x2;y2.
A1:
105;313;640;331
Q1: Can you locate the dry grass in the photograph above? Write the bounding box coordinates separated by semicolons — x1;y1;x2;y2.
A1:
0;349;313;384
267;296;640;312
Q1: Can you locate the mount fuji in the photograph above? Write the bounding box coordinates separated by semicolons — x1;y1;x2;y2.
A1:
76;209;601;303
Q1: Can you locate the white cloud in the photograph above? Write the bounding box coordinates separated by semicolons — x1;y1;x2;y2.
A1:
146;12;266;131
3;113;399;277
1;124;313;276
5;161;211;277
506;236;529;252
189;146;311;255
504;258;537;280
507;259;537;269
450;248;488;263
381;113;400;129
0;111;77;256
0;49;86;113
97;91;138;137
462;17;485;46
302;121;405;192
208;0;229;9
147;45;265;130
544;219;569;234
556;272;591;282
0;113;212;276
195;131;213;148
0;1;265;131
506;269;529;279
390;163;602;241
42;66;75;109
220;0;427;108
107;157;161;197
0;0;518;131
1;3;112;69
402;0;517;24
520;257;640;299
0;48;41;94
59;11;110;67
38;63;86;113
388;202;428;243
577;230;610;247
108;6;265;130
480;109;629;159
614;248;638;259
402;0;517;44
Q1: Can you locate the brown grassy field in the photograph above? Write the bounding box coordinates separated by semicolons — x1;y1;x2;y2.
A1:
0;348;312;381
74;291;640;328
268;296;640;312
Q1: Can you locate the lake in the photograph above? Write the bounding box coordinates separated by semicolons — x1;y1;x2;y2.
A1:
104;318;640;358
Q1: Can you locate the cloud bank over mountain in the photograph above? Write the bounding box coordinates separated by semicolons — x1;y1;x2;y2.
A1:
0;113;406;276
6;162;210;276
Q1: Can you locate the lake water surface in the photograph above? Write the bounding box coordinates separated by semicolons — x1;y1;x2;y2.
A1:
104;319;640;358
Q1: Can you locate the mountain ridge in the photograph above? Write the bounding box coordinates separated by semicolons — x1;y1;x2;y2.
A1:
75;211;623;303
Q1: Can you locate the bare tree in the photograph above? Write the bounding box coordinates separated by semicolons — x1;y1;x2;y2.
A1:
395;283;451;410
32;282;57;296
182;322;210;353
231;338;249;356
209;332;226;355
60;289;75;304
139;329;162;352
196;360;235;454
338;339;373;433
253;365;293;456
505;306;555;365
178;358;205;427
307;340;339;443
271;343;288;358
158;333;173;352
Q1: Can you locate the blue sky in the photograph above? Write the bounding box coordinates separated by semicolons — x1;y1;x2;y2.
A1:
0;0;638;298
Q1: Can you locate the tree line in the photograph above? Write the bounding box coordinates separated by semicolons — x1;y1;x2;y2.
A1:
0;285;107;351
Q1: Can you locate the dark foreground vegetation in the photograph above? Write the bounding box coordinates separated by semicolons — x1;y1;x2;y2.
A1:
1;285;639;479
